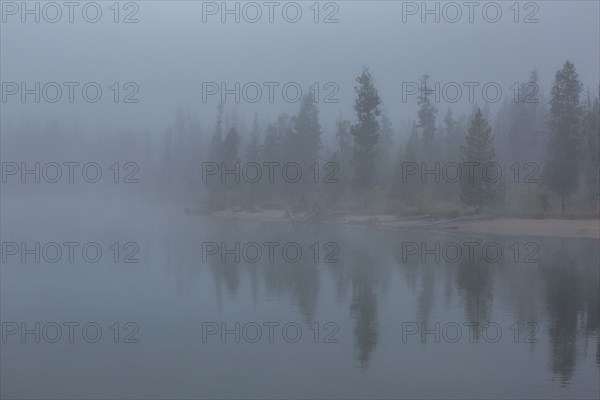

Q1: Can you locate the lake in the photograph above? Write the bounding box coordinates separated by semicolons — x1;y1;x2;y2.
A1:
1;194;599;399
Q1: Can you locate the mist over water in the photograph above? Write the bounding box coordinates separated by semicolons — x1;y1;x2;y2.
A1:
1;1;599;399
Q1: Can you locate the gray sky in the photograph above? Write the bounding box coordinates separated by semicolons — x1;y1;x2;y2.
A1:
2;1;599;136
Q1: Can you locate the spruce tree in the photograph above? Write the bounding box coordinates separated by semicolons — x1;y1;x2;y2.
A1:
335;114;352;168
418;75;438;161
245;113;261;162
543;61;582;215
290;94;322;167
334;114;352;191
460;108;503;212
351;67;381;200
209;102;225;161
376;109;395;187
244;113;262;206
222;127;240;165
581;90;600;212
392;123;420;205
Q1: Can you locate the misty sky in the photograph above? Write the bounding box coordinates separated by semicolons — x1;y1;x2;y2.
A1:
2;1;599;139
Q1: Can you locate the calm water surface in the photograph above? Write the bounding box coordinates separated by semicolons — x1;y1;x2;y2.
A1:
1;194;599;399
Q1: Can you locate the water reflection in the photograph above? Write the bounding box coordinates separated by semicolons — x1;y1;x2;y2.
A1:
348;241;380;368
201;222;599;384
541;240;600;384
2;198;599;398
454;246;494;341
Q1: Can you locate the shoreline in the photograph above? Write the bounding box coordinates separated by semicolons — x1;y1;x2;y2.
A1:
194;209;600;239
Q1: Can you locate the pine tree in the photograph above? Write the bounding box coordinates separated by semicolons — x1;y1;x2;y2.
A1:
243;114;262;206
262;124;280;162
334;114;352;190
335;114;352;167
222;127;241;164
390;123;420;204
581;90;600;213
543;61;583;215
443;108;462;162
460;108;503;212
375;109;395;187
351;67;381;200
245;113;261;163
209;102;225;161
418;75;438;161
403;123;421;165
289;94;322;167
262;113;290;163
506;70;541;164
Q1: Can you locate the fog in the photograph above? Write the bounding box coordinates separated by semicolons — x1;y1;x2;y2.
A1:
1;1;599;399
2;1;599;133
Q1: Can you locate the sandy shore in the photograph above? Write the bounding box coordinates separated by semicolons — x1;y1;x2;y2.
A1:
449;218;600;239
200;209;599;239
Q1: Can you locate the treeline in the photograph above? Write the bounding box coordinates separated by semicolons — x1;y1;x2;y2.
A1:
187;61;598;217
5;61;596;217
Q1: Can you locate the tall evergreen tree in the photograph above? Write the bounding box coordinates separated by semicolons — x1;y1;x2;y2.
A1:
288;94;322;166
392;123;420;204
351;67;382;199
262;124;281;162
375;109;395;186
335;114;352;167
262;114;290;163
246;113;261;162
443;108;463;162
418;75;438;161
260;113;291;201
506;70;541;164
543;61;582;215
209;102;225;161
222;127;241;164
460;108;503;212
334;114;352;190
581;90;600;213
243;113;262;206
